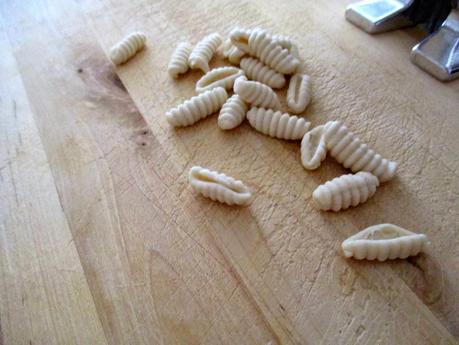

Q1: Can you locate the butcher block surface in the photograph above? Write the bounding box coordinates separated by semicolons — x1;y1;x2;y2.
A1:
1;0;458;344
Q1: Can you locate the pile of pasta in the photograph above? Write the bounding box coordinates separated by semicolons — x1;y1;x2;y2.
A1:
108;28;428;261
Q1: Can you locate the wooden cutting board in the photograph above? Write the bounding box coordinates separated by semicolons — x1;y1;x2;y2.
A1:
1;0;458;344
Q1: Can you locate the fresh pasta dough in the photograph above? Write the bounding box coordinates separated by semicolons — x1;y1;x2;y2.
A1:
271;34;294;51
195;67;245;93
312;172;379;211
248;28;299;74
166;87;228;127
189;166;252;205
109;32;146;65
240;57;286;89
168;42;192;78
300;125;328;170
247;107;310;140
189;33;223;73
324;121;398;182
234;76;280;109
229;27;252;53
287;74;312;114
223;38;246;64
218;95;248;130
342;224;428;261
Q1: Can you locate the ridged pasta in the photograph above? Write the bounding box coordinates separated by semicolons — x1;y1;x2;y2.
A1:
300;125;328;170
248;28;299;74
223;38;246;64
189;166;252;205
287;74;312;114
218;95;248;130
165;87;228;127
189;33;223;73
234;76;280;109
312;172;379;212
195;67;244;93
247;107;310;140
342;224;428;261
240;57;286;89
109;32;146;65
324;121;398;182
229;27;252;53
168;42;192;78
271;34;294;51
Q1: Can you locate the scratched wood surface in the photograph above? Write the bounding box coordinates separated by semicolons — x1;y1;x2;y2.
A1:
1;0;458;344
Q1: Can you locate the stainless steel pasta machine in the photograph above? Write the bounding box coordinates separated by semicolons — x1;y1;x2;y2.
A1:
345;0;459;81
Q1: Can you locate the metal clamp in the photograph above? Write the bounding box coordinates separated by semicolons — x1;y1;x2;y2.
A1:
345;0;415;33
411;9;459;81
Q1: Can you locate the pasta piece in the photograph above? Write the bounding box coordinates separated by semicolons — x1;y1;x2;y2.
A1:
195;67;245;93
229;27;252;53
218;95;248;130
189;33;223;73
189;166;252;205
165;87;228;127
324;121;398;182
300;125;328;170
271;34;294;51
234;76;280;109
247;107;310;140
248;28;299;74
287;74;312;114
109;32;146;65
240;57;286;89
342;224;428;261
312;172;379;212
168;42;192;78
222;38;246;64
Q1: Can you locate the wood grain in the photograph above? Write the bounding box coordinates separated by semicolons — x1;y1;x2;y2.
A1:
1;0;458;344
0;13;107;345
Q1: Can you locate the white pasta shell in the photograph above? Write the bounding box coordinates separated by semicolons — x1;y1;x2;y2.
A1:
234;76;280;109
168;42;192;78
189;166;252;205
240;57;286;89
312;172;379;212
248;28;299;74
287;74;312;114
342;224;428;261
223;38;246;64
229;27;252;53
189;33;223;73
247;107;310;140
218;95;248;130
195;67;245;93
300;125;328;170
166;87;228;127
324;121;398;182
109;32;146;65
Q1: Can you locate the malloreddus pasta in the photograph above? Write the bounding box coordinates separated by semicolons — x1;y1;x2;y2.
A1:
188;33;223;73
218;95;248;130
233;76;280;109
342;224;427;261
168;42;192;78
195;67;244;93
166;87;228;127
109;32;146;65
247;107;310;140
312;172;379;211
164;29;412;262
240;57;286;89
189;166;252;206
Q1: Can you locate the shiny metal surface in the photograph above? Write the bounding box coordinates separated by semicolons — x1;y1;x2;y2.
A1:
345;0;415;33
411;9;459;81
